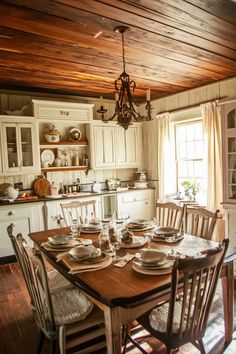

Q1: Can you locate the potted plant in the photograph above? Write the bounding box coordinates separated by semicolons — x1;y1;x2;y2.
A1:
181;180;192;197
181;180;200;200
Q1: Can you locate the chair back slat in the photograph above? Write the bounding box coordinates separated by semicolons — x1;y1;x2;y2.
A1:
185;207;219;240
61;200;97;226
156;202;185;231
166;239;228;347
15;234;56;336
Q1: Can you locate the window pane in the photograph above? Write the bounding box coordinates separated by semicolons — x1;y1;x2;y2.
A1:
175;120;205;203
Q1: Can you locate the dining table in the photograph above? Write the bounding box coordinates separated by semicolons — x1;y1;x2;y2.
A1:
29;227;236;354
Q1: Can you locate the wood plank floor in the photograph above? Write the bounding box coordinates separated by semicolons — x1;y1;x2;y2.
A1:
0;262;235;354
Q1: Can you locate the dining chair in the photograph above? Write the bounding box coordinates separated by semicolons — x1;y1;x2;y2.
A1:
123;239;228;354
7;225;106;354
184;206;219;240
156;201;186;231
60;199;97;226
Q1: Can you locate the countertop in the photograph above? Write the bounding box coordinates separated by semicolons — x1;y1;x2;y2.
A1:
0;188;155;206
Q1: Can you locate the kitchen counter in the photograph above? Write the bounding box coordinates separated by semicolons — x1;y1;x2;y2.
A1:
0;188;155;206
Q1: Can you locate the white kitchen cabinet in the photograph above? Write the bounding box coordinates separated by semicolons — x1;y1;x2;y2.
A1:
0;202;44;258
117;189;155;220
0;116;40;175
91;122;142;169
221;101;236;203
32;99;93;122
44;196;102;229
92;124;116;169
33;100;93;173
116;125;142;167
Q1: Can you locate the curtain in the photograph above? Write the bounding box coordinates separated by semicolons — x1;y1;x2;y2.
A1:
157;113;176;201
201;102;222;212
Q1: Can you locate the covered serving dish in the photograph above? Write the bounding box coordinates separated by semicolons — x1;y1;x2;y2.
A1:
45;125;61;142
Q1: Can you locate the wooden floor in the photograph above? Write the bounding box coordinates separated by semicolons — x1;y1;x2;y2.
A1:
0;262;236;354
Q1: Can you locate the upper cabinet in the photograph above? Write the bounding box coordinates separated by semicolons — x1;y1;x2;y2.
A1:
0;116;40;175
32;100;94;173
116;125;142;167
92;125;116;169
221;100;236;204
32;99;93;122
91;122;142;169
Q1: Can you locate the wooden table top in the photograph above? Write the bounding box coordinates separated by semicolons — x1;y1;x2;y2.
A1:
29;227;236;308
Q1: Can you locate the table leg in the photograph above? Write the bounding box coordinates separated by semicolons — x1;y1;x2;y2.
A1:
221;261;234;344
104;306;123;354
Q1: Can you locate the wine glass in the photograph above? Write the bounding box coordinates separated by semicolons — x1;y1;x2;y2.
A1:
70;219;79;239
165;235;177;256
111;240;121;261
144;231;153;249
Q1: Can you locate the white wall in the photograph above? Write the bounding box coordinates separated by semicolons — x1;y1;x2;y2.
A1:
141;76;236;198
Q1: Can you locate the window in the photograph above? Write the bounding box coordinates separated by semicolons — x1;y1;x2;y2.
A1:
175;120;206;203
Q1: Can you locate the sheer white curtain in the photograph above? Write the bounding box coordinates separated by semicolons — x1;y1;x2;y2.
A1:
157;113;176;201
201;101;222;211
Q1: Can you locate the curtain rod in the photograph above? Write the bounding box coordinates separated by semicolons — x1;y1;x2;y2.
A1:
217;96;236;105
156;96;227;116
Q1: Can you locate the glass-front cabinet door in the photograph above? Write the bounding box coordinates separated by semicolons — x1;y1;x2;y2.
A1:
2;122;36;174
221;102;236;203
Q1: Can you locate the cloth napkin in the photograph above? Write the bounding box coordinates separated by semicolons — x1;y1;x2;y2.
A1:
56;252;112;274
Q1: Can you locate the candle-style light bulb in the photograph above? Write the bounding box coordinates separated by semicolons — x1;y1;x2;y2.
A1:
146;88;151;101
100;96;104;107
115;92;119;102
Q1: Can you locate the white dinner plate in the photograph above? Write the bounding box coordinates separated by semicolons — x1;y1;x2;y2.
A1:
41;149;55;165
120;236;148;249
140;250;166;264
132;261;173;275
48;234;71;245
133;258;173;270
81;227;101;234
152;234;184;243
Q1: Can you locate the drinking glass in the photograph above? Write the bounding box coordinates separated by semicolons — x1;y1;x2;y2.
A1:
165;235;177;255
111;240;121;261
70;220;79;239
145;231;153;249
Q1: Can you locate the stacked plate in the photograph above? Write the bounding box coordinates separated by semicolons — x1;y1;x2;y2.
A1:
153;227;184;243
132;250;173;275
69;245;104;264
127;219;152;232
44;234;92;251
80;225;101;234
120;235;148;249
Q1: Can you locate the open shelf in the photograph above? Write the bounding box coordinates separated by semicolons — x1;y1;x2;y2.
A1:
40;140;88;148
41;165;89;172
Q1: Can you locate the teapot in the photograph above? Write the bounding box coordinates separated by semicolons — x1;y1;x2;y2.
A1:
5;186;19;201
45;125;61;142
92;182;101;193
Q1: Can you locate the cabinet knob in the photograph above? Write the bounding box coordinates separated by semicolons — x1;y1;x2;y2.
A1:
8;211;15;216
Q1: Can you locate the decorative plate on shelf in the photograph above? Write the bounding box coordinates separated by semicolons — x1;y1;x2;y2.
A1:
41;149;55;166
68;128;82;141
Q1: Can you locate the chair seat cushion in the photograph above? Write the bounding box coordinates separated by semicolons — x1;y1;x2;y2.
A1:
149;301;183;333
51;287;93;325
47;269;72;293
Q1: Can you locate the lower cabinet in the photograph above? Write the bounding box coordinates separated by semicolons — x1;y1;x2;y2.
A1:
117;190;155;220
44;196;102;229
223;205;236;275
0;202;44;258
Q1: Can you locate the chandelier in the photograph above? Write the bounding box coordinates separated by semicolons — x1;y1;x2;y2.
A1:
98;26;152;130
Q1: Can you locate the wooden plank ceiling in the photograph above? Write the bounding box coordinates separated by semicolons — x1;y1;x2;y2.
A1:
0;0;236;102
